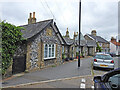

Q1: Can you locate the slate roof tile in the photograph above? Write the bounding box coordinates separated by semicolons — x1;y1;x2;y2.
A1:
20;19;53;39
87;34;109;43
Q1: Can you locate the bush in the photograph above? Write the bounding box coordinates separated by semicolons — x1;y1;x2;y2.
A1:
1;21;25;75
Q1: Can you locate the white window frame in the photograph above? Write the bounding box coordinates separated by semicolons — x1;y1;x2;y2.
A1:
44;44;56;59
62;46;64;53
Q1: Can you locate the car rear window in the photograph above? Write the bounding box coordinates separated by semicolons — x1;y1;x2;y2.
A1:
95;54;112;59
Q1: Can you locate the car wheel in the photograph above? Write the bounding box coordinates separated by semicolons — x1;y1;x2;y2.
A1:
93;66;96;70
111;68;114;70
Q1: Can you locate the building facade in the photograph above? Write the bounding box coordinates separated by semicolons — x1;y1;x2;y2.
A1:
84;30;110;53
110;37;120;55
13;12;65;73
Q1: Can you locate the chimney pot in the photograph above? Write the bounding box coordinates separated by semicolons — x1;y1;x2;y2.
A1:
29;13;32;18
33;12;35;18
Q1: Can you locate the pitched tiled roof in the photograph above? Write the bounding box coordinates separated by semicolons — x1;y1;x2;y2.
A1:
20;19;53;39
86;40;97;47
111;41;120;46
87;34;109;43
76;40;87;46
63;37;74;45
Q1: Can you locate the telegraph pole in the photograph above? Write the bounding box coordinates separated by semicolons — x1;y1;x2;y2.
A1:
78;0;81;67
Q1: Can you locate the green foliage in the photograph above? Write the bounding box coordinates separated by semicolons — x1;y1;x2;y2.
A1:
96;42;102;52
1;21;25;75
62;53;66;59
81;51;84;57
76;52;79;57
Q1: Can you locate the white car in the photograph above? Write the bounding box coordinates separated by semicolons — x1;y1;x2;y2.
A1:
93;53;114;70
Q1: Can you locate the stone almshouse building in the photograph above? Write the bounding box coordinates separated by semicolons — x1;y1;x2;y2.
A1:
13;12;66;73
84;30;110;53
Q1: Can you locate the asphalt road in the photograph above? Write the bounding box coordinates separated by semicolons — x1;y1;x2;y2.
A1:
2;57;119;88
2;57;92;87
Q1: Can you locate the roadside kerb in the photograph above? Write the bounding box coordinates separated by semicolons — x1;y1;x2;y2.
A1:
2;56;92;83
2;75;92;88
91;61;94;86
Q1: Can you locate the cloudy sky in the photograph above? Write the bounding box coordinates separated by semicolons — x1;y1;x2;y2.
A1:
0;0;119;41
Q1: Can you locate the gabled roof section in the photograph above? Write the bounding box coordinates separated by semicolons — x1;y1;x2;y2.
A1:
76;40;87;46
75;33;86;41
87;34;109;43
86;40;97;47
53;22;66;45
63;37;74;45
20;19;53;39
111;41;120;46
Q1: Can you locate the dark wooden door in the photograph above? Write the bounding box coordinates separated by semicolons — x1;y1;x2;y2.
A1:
12;54;26;74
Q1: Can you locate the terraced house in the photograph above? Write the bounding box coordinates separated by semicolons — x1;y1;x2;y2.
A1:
62;28;97;59
12;12;66;74
84;30;110;53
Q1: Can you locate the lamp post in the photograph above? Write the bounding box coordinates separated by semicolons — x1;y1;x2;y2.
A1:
78;0;81;68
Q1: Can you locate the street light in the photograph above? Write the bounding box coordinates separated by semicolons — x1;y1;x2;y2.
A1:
78;0;81;68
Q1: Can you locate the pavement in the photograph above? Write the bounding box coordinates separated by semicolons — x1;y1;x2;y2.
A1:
1;56;114;89
13;75;94;88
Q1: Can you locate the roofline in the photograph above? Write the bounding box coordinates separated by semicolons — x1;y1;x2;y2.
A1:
54;22;67;45
23;19;53;40
19;19;53;27
85;34;95;41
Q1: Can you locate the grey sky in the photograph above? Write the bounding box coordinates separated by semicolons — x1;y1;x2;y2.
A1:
0;0;118;41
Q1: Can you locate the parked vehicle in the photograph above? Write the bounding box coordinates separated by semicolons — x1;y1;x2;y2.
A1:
93;68;120;89
107;52;116;57
93;53;114;70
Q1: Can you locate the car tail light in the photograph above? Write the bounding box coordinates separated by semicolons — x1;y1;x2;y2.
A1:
94;59;97;62
111;60;114;63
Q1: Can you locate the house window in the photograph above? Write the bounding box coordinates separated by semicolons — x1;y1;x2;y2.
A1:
62;46;64;53
44;44;56;59
44;44;48;58
52;45;54;57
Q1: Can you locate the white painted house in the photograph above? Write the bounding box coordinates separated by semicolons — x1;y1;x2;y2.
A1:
110;37;120;55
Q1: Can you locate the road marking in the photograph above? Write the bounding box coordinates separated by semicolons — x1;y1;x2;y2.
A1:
3;75;92;88
80;83;85;88
81;78;85;83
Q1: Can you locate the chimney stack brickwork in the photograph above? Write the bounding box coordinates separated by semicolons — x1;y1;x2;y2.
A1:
28;12;36;24
65;28;69;37
91;30;97;36
111;37;116;42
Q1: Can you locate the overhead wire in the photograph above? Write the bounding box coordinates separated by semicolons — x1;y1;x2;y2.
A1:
40;0;52;19
40;0;78;38
44;0;56;21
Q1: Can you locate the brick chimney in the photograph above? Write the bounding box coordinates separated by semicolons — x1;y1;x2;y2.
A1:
91;30;97;36
65;28;69;37
32;12;36;24
73;32;78;40
28;12;36;24
28;13;32;24
111;37;116;42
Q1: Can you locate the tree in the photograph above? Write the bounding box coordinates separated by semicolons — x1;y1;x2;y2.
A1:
1;21;25;75
96;42;102;52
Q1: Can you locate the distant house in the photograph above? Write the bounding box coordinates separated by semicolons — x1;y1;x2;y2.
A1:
110;37;120;55
84;30;110;53
62;28;74;59
75;33;96;56
13;12;65;74
62;29;96;59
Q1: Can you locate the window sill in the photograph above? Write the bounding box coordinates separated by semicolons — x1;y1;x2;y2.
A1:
44;57;56;60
